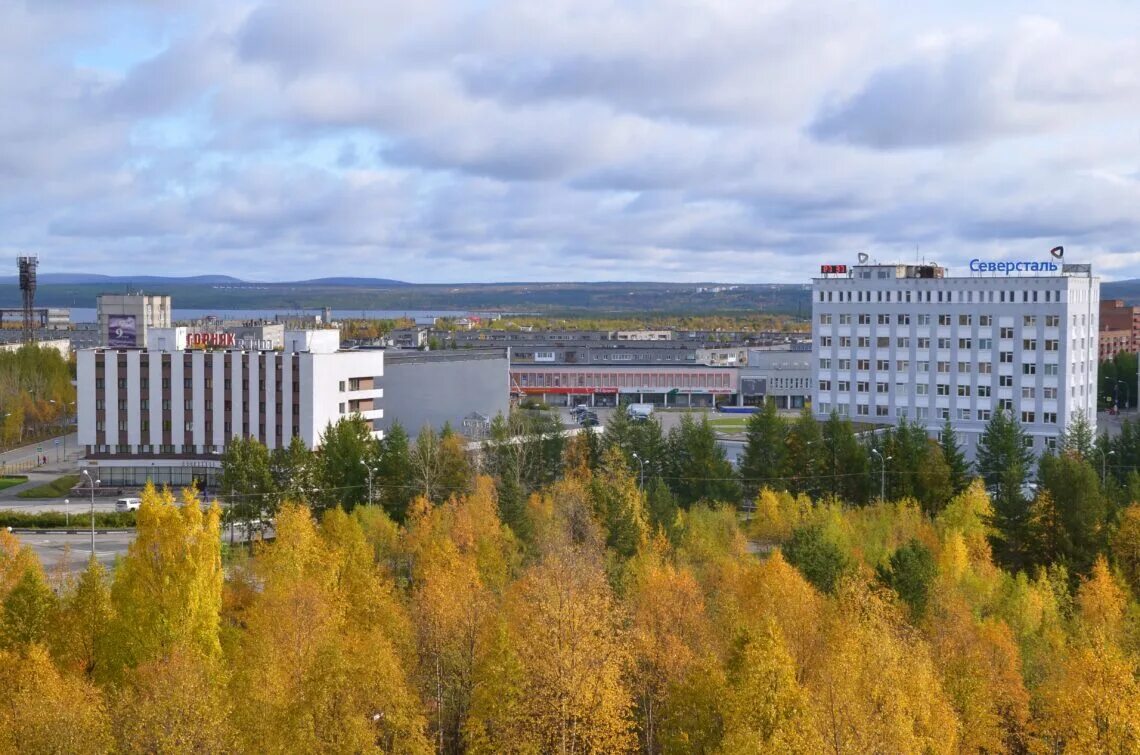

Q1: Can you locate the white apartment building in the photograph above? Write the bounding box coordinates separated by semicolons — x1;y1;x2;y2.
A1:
76;328;383;489
812;260;1099;458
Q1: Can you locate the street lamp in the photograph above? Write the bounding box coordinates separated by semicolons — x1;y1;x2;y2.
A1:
64;498;69;527
631;452;645;490
360;459;376;505
871;448;891;501
1100;448;1116;487
80;469;99;557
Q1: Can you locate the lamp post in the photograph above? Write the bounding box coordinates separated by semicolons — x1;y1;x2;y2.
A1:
1100;448;1115;487
360;459;376;505
871;448;891;501
64;498;69;527
631;452;645;490
80;469;99;556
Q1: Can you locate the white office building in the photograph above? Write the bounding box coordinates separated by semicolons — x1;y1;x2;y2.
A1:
76;328;383;489
812;260;1099;458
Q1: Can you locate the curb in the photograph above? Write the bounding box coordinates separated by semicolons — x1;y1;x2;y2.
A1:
5;528;135;535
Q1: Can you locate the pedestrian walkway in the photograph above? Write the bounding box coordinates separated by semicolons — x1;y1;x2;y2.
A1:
0;433;82;499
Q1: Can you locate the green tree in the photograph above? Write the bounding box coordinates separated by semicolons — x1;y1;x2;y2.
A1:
1060;412;1095;460
270;434;316;507
876;538;936;618
821;411;869;504
666;413;739;507
1033;452;1108;575
219;436;275;522
739;399;788;500
590;447;649;559
316;414;380;510
976;411;1035;570
782;524;850;594
915;441;954;516
939;418;972;494
376;421;415;523
782;407;824;498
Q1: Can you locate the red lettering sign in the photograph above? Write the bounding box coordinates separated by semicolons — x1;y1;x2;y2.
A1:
188;332;236;348
820;264;848;274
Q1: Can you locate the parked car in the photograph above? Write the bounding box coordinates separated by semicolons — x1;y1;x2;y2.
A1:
115;497;141;512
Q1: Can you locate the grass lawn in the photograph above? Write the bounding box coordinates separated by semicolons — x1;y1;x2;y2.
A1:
16;474;81;499
708;416;751;432
0;475;27;491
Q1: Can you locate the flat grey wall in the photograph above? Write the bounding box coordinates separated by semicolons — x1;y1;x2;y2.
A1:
380;353;510;434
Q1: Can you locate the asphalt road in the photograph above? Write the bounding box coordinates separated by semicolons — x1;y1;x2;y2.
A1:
14;530;134;573
1;496;122;515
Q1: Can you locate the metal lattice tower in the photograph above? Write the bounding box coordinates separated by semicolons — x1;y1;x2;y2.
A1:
17;256;37;345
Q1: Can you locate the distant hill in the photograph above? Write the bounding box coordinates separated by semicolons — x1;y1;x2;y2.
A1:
0;276;811;316
293;277;410;287
0;274;245;286
1102;279;1140;304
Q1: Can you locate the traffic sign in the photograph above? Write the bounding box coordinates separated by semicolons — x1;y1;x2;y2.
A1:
36;446;42;453
53;439;60;446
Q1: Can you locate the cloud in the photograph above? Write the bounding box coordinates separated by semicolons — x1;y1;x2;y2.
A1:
1;1;1139;283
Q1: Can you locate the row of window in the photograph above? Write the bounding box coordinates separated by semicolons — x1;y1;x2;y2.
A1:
819;313;1065;327
815;402;1059;424
819;379;1060;399
819;336;1062;351
819;289;1067;305
819;357;1064;375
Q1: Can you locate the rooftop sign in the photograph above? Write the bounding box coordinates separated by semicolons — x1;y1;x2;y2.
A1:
969;259;1058;274
188;332;236;348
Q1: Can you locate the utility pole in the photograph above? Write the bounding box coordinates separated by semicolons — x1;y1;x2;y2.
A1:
80;469;98;556
871;448;891;501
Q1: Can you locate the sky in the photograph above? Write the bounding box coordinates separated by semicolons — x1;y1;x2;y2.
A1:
2;0;1139;284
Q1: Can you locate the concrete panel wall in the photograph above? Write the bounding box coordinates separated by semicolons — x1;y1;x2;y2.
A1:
380;354;510;435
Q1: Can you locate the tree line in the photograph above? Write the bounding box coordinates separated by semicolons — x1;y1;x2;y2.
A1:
3;406;1140;751
0;344;75;448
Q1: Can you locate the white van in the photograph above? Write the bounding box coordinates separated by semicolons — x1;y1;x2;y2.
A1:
115;497;141;512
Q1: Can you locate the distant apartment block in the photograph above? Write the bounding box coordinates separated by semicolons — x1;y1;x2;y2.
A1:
1099;299;1140;360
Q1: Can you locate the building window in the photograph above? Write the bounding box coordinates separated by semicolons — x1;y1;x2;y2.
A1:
959;315;972;326
1000;352;1014;363
957;385;971;397
980;315;992;326
1000;327;1014;339
1023;315;1037;327
1022;364;1037;375
957;362;972;373
819;314;832;325
1021;411;1036;423
937;384;950;396
978;409;992;421
857;382;869;393
958;339;972;349
1045;315;1060;327
339;402;346;414
897;314;910;325
978;385;991;397
878;314;890;325
979;338;993;350
338;381;346;392
858;314;871;325
1023;339;1037;350
857;404;869;416
876;405;889;416
957;408;972;420
1000;375;1014;387
938;314;951;326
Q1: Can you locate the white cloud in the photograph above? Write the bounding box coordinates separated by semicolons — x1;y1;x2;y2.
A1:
0;0;1138;283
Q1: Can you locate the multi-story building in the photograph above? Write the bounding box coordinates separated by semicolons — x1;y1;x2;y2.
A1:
812;260;1099;458
1099;299;1140;359
96;293;172;348
76;328;383;489
740;346;813;409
